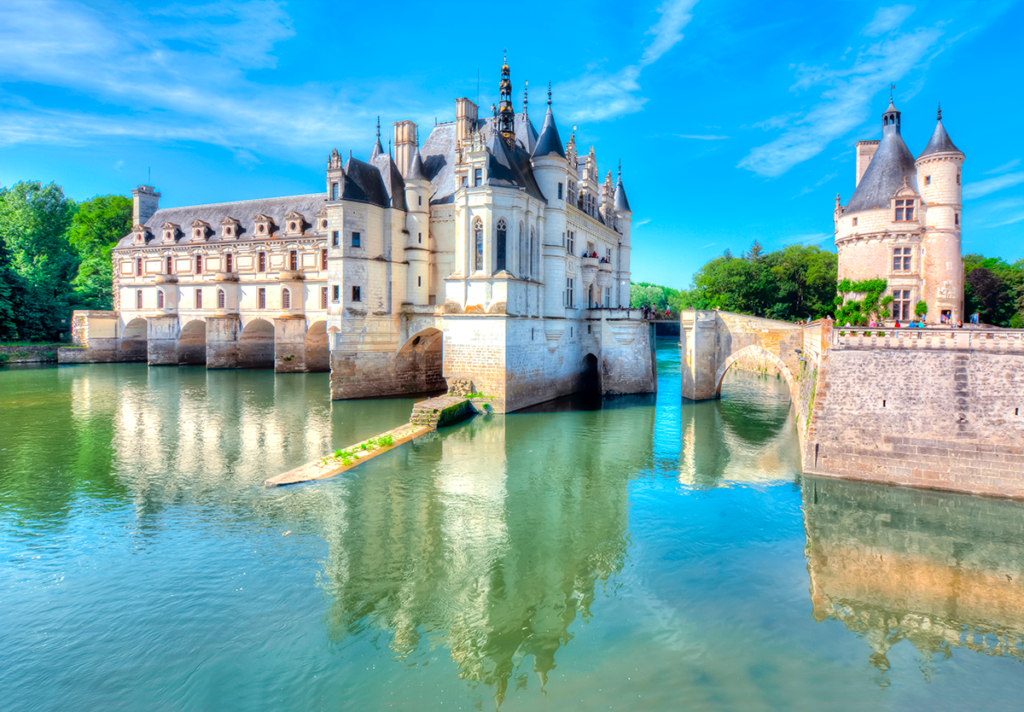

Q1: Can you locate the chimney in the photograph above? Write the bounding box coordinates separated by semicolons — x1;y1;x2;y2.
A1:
132;185;161;226
393;120;418;177
855;141;880;187
455;97;478;146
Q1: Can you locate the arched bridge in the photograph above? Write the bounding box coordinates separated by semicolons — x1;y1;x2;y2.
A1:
680;310;823;401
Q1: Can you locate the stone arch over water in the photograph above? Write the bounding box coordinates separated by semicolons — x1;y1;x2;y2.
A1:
178;319;206;365
305;320;329;372
714;345;795;398
238;318;275;369
120;318;148;359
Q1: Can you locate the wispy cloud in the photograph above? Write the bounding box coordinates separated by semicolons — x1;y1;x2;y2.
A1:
963;172;1024;200
863;5;916;36
559;0;698;123
675;134;730;140
739;16;948;177
985;158;1021;175
700;242;716;249
634;218;652;228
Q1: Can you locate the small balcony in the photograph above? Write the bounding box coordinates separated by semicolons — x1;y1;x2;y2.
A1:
278;270;305;281
214;271;239;282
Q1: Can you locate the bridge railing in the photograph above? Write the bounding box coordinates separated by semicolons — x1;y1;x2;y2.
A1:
831;326;1024;352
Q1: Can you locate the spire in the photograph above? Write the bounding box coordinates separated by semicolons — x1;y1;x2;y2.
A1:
845;96;916;212
408;148;428;182
918;104;962;158
614;160;631;213
532;83;566;159
937;101;942;121
370;116;384;160
523;80;529;119
498;51;515;149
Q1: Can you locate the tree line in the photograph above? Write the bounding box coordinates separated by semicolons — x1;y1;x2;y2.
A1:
632;241;1024;327
0;181;131;342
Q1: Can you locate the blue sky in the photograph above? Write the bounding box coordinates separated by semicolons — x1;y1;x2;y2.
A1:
1;0;1021;289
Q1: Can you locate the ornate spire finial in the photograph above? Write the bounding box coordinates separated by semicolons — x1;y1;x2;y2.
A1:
498;53;515;147
523;80;528;117
618;158;621;177
937;102;942;121
376;116;380;138
547;81;552;106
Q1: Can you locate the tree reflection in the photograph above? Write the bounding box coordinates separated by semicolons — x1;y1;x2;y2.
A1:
803;476;1024;683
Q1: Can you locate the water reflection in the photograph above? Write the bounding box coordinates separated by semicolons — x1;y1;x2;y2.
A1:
679;370;801;486
318;402;654;704
803;476;1024;682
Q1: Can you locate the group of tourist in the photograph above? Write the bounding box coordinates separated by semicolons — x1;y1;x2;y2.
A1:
639;304;671;320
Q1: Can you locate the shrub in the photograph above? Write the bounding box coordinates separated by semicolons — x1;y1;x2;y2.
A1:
915;301;928;317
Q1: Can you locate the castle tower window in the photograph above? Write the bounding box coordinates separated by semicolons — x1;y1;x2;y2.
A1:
957;170;961;185
258;252;266;272
218;289;225;309
157;290;164;308
418;232;422;244
558;182;563;200
321;249;327;270
282;288;291;309
925;175;931;185
196;255;203;274
352;286;361;302
473;218;483;272
418;196;422;206
352;232;361;248
895;198;915;221
196;289;203;309
955;212;960;226
321;286;328;309
530;227;535;278
892;289;911;321
332;285;340;302
289;250;298;270
474;168;482;187
332;182;339;200
496;218;507;272
225;253;233;273
418;276;422;287
136;290;143;309
258;288;266;309
893;247;911;272
332;231;340;247
519;222;525;274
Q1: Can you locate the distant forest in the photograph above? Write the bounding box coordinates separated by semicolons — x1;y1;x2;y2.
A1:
0;181;131;342
632;241;1024;327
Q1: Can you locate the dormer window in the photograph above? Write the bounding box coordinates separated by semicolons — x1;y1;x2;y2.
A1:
895;198;915;221
162;222;181;243
253;214;275;237
220;217;241;240
474;168;482;187
284;211;306;236
132;225;150;245
189;220;210;242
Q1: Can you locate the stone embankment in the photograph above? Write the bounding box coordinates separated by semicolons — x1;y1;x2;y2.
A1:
265;394;480;488
0;344;67;364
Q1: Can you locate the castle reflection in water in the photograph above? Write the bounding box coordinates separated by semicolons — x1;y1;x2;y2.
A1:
57;363;1024;698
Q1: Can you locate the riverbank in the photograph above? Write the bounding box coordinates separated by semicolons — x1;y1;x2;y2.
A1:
0;343;72;364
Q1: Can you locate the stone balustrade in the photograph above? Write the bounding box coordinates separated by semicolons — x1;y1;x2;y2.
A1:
832;326;1024;352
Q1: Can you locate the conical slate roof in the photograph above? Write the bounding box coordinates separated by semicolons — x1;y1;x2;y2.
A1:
918;119;961;158
532;104;566;159
407;149;428;181
516;111;539;154
614;174;631;213
845;111;917;213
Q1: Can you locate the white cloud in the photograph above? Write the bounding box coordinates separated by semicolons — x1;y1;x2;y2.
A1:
863;5;916;37
634;218;652;228
739;25;945;177
675;134;730;140
963;172;1024;200
559;0;699;123
984;158;1021;175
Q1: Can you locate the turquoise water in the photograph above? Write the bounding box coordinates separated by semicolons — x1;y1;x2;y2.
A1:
2;345;1024;711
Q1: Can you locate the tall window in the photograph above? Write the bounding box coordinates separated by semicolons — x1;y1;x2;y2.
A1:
282;288;290;309
332;182;339;200
474;168;482;187
136;290;143;309
352;286;361;302
352;232;361;248
956;170;961;185
258;288;266;309
196;255;203;275
137;258;143;276
496;218;507;272
529;227;535;278
196;289;203;309
166;256;173;274
258;252;266;272
895;198;915;221
321;249;328;270
418;232;422;244
332;230;340;247
289;250;297;270
332;285;340;302
321;286;328;309
217;289;225;309
157;290;164;308
225;253;233;273
893;247;912;272
557;182;563;199
418;276;422;287
564;278;575;307
519;222;525;275
473;218;483;272
892;289;911;321
566;230;575;255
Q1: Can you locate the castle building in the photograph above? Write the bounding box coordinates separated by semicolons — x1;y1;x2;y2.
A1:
834;97;965;323
79;59;656;412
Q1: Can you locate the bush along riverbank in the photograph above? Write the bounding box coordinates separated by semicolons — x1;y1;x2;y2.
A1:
0;343;70;364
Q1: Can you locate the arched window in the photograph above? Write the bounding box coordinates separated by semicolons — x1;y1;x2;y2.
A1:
218;289;225;309
496;218;507;272
529;227;535;278
473;217;483;272
157;290;164;308
282;288;291;309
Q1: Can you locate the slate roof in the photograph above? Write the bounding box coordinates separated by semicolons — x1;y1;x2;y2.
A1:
918;119;961;158
116;193;326;248
342;156;391;207
614;175;631;213
533;104;566;159
407;149;428;182
845;121;918;214
372;152;408;212
516;111;539;155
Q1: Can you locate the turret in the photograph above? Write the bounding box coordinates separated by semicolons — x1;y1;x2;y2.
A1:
531;83;569;317
613;162;633;307
916;103;966;322
404;130;431;306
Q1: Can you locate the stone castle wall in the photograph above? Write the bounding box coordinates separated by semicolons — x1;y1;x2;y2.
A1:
805;347;1024;497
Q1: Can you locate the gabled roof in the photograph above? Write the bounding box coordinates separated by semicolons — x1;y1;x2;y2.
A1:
484;122;547;202
918;119;961;158
342;156;390;207
532;104;566;159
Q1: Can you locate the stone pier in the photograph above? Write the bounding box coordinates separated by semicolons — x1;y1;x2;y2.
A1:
206;315;240;369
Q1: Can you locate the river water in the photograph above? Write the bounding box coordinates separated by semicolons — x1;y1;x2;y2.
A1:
2;344;1023;711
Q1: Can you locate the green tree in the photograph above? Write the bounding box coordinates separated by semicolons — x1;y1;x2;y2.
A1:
66;194;133;309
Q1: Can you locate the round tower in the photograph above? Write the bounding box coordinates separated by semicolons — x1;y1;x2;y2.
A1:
404;143;431;306
530;83;569;318
916;104;965;323
613;162;633;308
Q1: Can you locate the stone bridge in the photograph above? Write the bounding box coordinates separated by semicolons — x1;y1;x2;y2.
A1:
680;310;824;401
